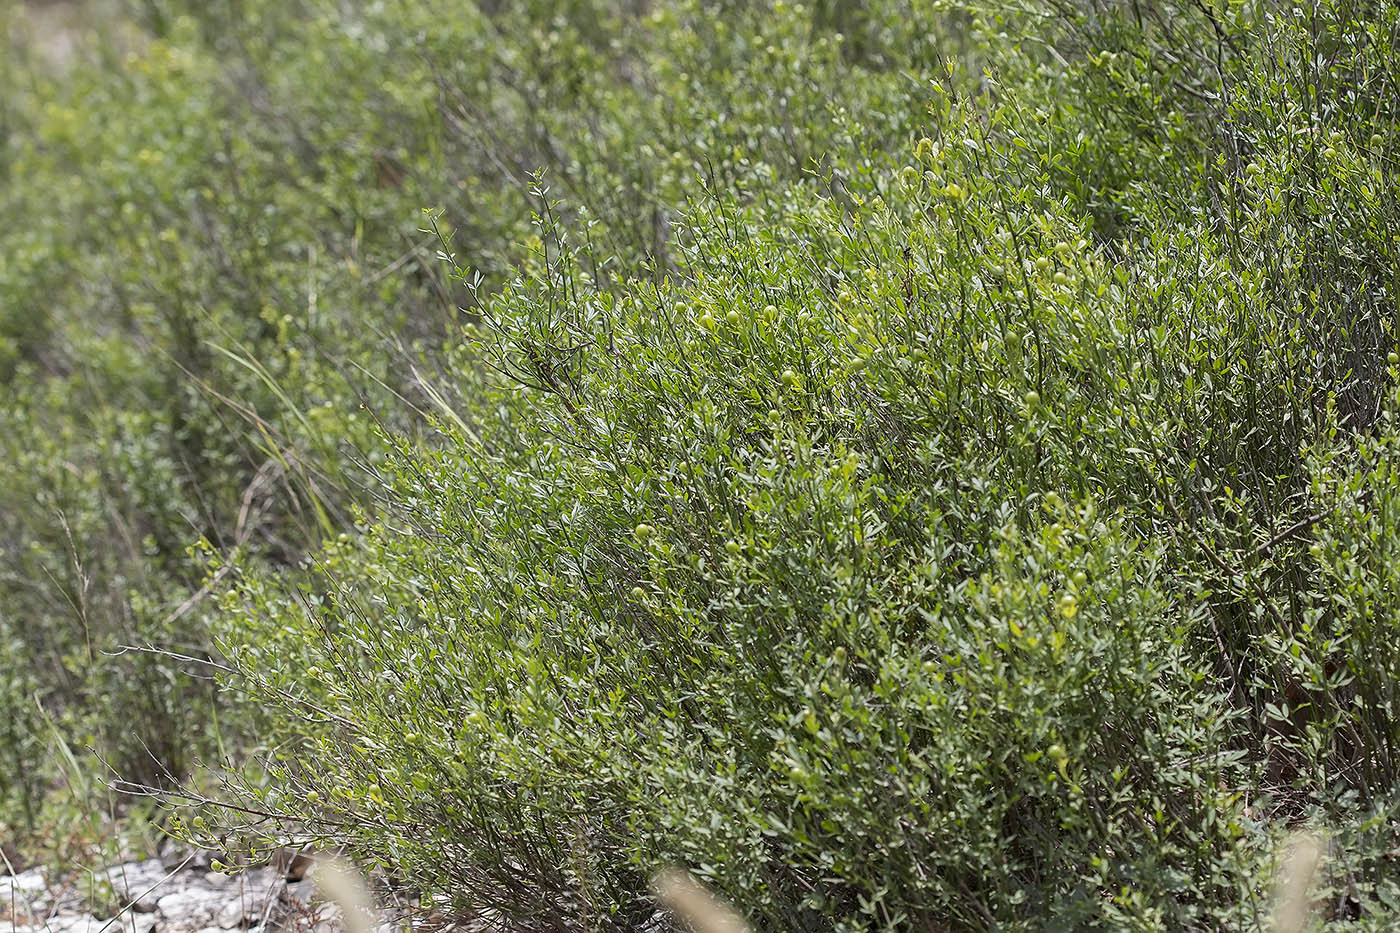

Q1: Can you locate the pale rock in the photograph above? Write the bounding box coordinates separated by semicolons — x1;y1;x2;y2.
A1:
6;854;487;933
7;865;48;893
215;893;262;929
155;884;226;931
101;858;169;912
93;912;159;933
5;865;53;917
129;913;162;933
14;915;101;933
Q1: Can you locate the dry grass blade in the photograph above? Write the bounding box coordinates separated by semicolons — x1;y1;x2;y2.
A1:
651;869;749;933
1272;832;1323;933
312;856;377;933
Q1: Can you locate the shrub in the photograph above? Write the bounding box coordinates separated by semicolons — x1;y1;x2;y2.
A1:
209;145;1285;921
195;0;1400;927
0;0;975;852
5;0;1400;927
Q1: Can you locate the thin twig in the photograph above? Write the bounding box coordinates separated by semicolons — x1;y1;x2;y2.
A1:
92;854;194;933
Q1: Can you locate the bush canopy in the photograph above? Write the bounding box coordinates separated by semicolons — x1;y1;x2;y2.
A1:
4;0;1400;928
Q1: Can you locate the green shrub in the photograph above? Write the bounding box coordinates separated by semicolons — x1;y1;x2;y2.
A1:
0;0;973;851
191;0;1400;927
6;0;1400;927
208;161;1273;925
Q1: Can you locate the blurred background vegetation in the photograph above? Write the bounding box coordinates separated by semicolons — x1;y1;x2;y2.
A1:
3;0;1400;928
